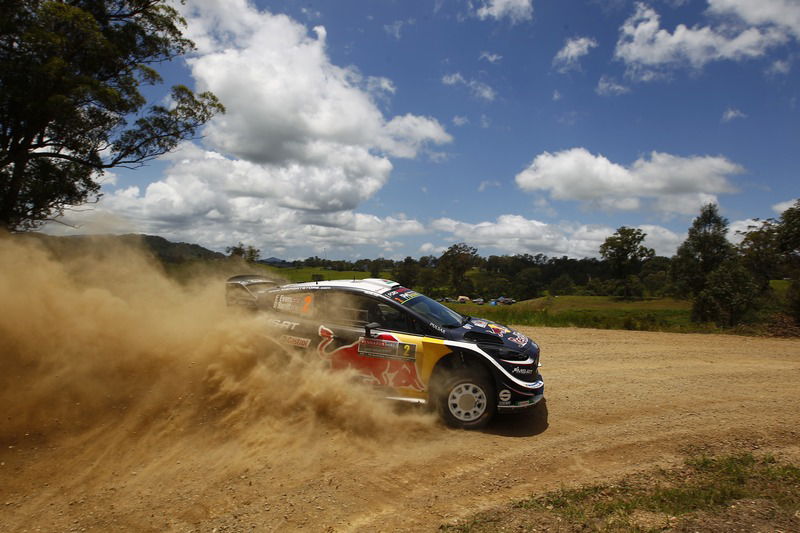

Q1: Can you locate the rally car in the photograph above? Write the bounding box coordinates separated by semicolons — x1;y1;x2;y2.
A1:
226;276;544;429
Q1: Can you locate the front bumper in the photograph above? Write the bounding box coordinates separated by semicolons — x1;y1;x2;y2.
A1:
496;374;544;412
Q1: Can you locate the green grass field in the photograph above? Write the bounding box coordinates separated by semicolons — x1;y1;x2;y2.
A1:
771;279;790;297
446;295;700;333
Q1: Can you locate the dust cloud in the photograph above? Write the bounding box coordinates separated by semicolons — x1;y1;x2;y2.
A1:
0;234;434;452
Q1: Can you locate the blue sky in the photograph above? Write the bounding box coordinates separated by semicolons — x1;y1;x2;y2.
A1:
49;0;799;260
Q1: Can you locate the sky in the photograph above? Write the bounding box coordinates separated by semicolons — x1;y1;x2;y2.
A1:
47;0;799;261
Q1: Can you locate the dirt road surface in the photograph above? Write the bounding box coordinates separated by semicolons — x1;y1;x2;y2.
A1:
2;326;799;532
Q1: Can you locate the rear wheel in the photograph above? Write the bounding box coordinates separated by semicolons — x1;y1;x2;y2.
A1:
435;367;496;429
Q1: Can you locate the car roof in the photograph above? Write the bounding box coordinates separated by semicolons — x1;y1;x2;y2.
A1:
280;278;402;295
226;275;279;285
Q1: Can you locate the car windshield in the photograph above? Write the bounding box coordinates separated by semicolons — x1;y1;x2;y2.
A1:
401;292;464;328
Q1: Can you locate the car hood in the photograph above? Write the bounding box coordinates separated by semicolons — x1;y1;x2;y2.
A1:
453;317;537;354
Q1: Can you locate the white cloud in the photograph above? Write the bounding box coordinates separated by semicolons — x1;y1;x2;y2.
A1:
419;242;446;255
185;7;450;166
727;218;760;244
442;72;466;85
708;0;800;40
300;7;321;20
596;75;631;95
380;114;453;159
557;111;578;126
452;115;469;126
615;2;788;80
442;72;496;101
52;1;451;254
636;224;684;255
552;89;562;101
478;180;501;192
430;215;682;257
515;147;743;215
553;36;598;72
475;0;533;24
479;51;503;63
773;198;798;214
54;147;428;254
366;76;397;95
384;19;414;40
721;107;747;122
767;58;791;74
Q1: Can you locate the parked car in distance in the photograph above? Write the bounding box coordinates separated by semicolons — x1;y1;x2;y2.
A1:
226;276;544;429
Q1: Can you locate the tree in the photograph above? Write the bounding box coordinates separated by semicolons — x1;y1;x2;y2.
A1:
226;242;259;262
369;258;394;278
1;0;224;230
612;275;645;300
392;256;419;287
599;226;655;279
512;267;543;300
777;199;800;268
640;256;672;296
692;260;759;327
776;199;800;323
642;270;669;297
416;266;442;296
671;204;735;297
548;273;575;296
437;243;478;293
738;218;780;290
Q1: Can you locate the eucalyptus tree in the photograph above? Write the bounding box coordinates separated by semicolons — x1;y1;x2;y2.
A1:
0;0;224;230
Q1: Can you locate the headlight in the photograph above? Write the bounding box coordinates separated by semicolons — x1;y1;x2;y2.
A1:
477;343;528;361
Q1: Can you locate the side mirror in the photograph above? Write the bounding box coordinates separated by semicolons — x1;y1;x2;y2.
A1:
364;321;381;338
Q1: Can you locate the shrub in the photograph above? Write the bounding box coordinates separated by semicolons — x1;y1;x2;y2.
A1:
692;261;760;327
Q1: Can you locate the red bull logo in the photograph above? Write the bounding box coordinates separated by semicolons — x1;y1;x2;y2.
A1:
488;323;510;336
317;325;425;391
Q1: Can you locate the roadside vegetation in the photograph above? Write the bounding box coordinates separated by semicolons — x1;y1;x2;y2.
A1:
223;200;800;335
16;200;800;336
441;453;800;532
447;296;698;333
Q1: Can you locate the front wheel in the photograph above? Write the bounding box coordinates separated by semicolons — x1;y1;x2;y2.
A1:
435;368;496;429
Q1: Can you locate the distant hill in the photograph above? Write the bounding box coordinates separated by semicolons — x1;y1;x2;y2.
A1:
18;233;225;264
137;235;225;263
259;256;292;267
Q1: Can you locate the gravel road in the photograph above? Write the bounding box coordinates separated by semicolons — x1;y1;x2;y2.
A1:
2;327;799;532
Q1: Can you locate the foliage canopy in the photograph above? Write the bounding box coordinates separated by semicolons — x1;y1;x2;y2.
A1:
0;0;224;230
671;204;734;297
599;226;655;278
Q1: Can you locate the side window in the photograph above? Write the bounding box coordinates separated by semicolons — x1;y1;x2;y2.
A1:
272;291;316;318
323;292;412;332
375;302;411;332
324;292;373;327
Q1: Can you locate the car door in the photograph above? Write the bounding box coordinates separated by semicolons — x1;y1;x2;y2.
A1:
315;290;432;397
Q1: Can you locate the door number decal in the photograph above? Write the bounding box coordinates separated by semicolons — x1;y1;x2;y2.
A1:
358;337;417;361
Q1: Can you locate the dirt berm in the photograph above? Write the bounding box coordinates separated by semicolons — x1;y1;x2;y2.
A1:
1;236;799;532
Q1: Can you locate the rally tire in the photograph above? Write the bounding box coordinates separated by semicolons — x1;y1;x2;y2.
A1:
435;367;496;430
